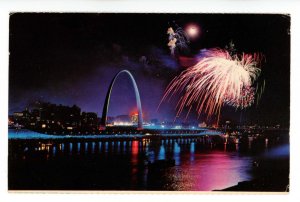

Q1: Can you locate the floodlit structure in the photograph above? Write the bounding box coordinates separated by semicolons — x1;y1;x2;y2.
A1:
100;70;143;130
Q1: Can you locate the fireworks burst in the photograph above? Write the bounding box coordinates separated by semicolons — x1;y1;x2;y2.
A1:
167;26;189;56
160;48;264;123
224;85;255;109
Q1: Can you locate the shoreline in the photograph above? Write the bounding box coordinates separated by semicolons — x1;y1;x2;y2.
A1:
219;178;289;192
218;155;290;192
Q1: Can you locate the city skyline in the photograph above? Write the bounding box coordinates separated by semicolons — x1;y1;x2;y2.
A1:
9;13;290;125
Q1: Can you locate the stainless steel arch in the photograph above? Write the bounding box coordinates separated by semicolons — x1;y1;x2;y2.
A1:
100;70;143;130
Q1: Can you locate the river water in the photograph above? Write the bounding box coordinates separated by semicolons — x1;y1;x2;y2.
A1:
8;129;289;191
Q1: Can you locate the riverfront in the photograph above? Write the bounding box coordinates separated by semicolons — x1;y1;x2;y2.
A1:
8;129;289;191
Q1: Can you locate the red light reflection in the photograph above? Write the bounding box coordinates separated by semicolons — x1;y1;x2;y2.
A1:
171;151;252;191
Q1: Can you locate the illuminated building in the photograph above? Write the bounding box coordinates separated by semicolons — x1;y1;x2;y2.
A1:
13;112;24;117
131;113;138;124
199;122;207;128
113;115;132;126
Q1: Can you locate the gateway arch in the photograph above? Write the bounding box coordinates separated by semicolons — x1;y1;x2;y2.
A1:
100;70;143;130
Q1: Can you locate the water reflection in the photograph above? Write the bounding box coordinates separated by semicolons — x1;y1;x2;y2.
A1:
61;143;64;152
69;142;73;154
190;142;195;162
84;142;88;154
9;136;289;191
106;142;110;153
235;143;239;151
173;142;181;165
265;138;269;149
158;145;166;160
248;137;253;149
263;144;289;158
77;142;81;154
52;146;56;156
91;142;95;153
98;142;102;152
191;153;251;191
132;140;139;156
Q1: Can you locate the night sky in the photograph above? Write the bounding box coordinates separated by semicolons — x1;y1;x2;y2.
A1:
9;13;290;125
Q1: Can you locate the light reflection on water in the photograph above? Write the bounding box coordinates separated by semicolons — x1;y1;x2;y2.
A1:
158;145;166;160
8;128;290;191
52;146;56;156
85;142;88;153
263;144;289;158
12;137;260;191
174;142;181;165
77;142;81;153
190;142;195;162
69;143;73;154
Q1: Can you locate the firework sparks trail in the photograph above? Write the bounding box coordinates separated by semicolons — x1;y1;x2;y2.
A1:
224;85;255;109
159;48;263;123
167;27;189;56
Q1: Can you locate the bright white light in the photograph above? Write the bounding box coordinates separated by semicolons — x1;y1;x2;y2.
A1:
113;121;133;126
185;23;201;39
174;125;182;129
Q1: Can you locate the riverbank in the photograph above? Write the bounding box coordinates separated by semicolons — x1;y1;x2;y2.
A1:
220;178;289;192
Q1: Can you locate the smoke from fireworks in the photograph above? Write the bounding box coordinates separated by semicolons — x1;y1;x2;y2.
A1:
160;48;264;123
